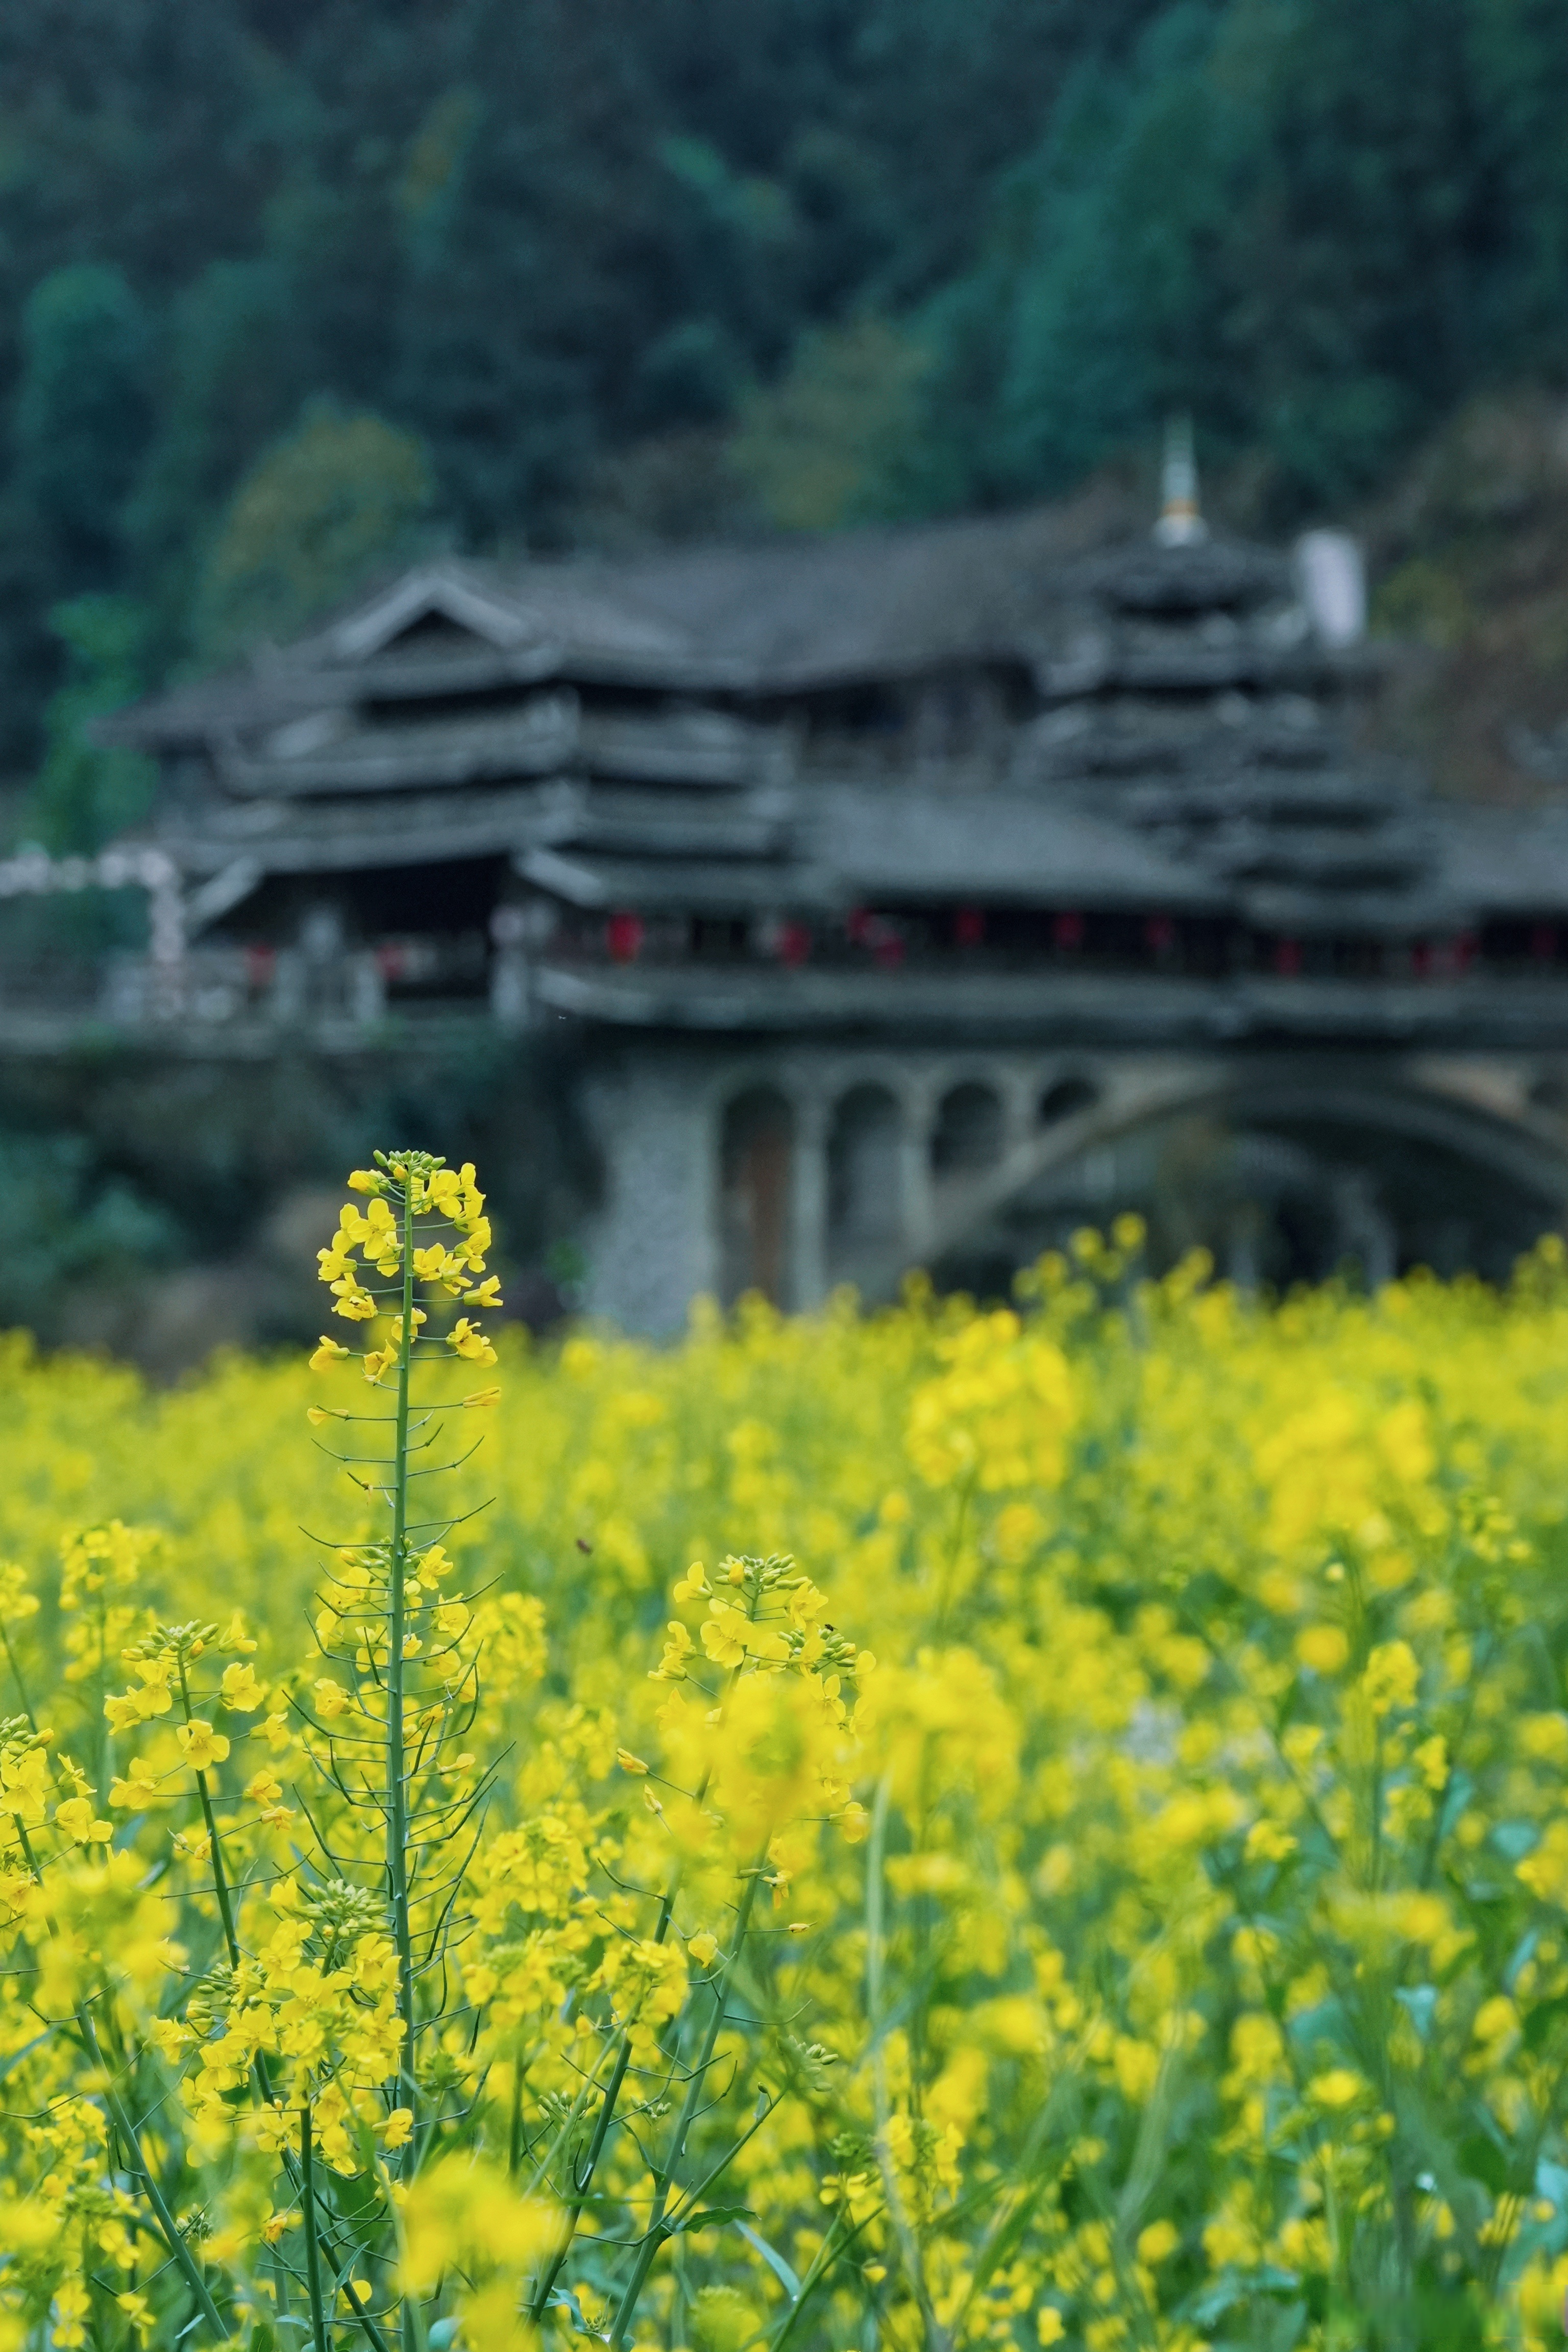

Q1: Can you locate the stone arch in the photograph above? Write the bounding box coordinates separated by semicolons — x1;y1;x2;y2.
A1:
1039;1073;1098;1126
930;1079;1004;1179
926;1066;1568;1298
718;1085;795;1306
827;1084;902;1275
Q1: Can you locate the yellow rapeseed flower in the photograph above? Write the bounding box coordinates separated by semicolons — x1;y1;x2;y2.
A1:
177;1721;230;1769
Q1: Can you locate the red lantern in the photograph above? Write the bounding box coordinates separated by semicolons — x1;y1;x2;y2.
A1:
606;911;644;964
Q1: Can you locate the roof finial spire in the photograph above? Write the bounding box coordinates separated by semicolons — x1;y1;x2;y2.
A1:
1154;412;1208;547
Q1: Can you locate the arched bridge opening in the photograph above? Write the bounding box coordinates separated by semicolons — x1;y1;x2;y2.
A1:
929;1070;1568;1300
705;1056;1568;1311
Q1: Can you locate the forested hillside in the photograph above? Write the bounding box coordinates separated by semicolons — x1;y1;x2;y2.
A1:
5;0;1568;830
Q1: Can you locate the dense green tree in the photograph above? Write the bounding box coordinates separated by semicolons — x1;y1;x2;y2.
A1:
389;0;722;541
729;316;938;528
1234;0;1500;503
12;264;152;580
0;1;276;329
916;0;1567;514
971;7;1248;499
190;401;440;661
21;596;156;860
0;0;1564;761
126;258;304;672
1463;0;1568;362
1;595;158;954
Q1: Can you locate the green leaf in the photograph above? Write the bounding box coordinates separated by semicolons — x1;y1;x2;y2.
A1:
1457;2128;1513;2196
671;2203;756;2234
737;2220;802;2300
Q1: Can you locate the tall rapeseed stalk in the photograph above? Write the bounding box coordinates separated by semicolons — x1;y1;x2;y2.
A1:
0;1149;876;2352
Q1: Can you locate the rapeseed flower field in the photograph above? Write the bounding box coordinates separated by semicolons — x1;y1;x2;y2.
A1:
5;1156;1568;2352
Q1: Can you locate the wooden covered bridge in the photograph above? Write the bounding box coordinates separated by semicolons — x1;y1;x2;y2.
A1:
96;484;1568;1322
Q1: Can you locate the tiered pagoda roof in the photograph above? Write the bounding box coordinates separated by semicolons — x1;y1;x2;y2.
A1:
103;498;1568;1045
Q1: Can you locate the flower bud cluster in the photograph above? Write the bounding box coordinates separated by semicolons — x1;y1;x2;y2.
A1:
315;1152;496;1325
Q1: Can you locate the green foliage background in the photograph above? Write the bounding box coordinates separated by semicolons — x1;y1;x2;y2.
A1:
1;0;1566;785
0;0;1560;1341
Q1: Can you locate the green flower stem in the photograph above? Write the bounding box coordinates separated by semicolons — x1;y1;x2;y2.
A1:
177;1658;288;2126
191;1741;289;2116
768;2209;862;2352
388;1168;418;2162
272;2229;295;2334
508;2043;525;2178
302;2102;332;2352
177;1661;241;1971
607;1853;768;2350
867;1772;951;2352
94;1587;109;1814
13;1817;42;1897
330;2226;396;2352
586;1646;753;2340
75;1999;228;2344
528;1735;736;2322
0;1615;36;1730
12;1817;227;2344
526;1945;663;2320
194;1768;240;1966
287;2140;394;2352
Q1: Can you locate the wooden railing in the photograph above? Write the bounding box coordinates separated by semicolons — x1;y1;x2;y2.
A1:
0;942;531;1044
